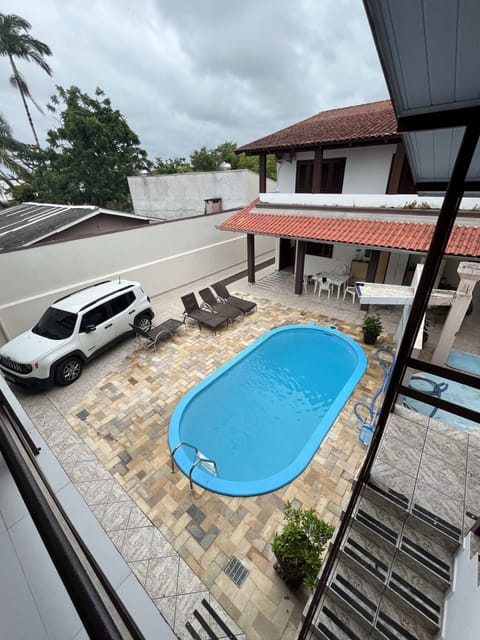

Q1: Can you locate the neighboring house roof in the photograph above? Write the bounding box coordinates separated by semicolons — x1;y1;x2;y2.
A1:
0;202;156;252
237;100;398;154
219;201;480;258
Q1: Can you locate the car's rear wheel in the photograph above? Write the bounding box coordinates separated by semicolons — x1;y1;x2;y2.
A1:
134;313;152;332
54;356;83;386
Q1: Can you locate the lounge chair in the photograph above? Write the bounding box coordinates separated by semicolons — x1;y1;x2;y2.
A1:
130;318;184;350
198;288;242;322
181;293;228;334
211;282;257;315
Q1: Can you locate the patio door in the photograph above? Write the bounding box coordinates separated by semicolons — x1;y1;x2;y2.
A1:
279;238;295;270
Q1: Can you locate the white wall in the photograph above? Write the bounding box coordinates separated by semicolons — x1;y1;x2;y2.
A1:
275;145;396;194
128;169;275;219
441;535;480;640
0;212;274;344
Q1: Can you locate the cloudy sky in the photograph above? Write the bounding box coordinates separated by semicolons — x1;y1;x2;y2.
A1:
1;0;388;160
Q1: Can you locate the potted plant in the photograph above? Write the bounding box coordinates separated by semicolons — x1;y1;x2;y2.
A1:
271;502;335;589
361;313;383;345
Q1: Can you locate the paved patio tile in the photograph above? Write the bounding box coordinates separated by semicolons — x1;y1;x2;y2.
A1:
63;296;391;638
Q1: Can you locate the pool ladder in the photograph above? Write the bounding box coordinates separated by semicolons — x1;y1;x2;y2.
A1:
170;441;218;491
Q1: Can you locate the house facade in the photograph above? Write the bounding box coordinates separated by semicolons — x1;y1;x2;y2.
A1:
219;100;480;299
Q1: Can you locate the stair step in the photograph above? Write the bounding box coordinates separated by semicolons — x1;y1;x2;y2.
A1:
313;591;373;640
401;519;455;585
337;545;442;630
388;557;442;626
367;480;410;511
376;593;437;640
329;561;383;624
365;481;462;544
185;598;238;640
343;521;395;584
411;502;462;542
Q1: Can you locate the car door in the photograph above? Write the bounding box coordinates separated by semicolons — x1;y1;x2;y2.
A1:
78;302;115;357
107;291;136;338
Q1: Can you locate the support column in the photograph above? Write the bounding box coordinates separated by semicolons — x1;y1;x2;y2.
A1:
294;240;306;295
312;147;323;193
259;153;267;193
432;262;480;365
247;233;255;284
386;143;406;194
361;250;380;310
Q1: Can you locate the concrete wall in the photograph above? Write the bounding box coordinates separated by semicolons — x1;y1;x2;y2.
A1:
128;169;276;219
275;145;397;194
0;212;274;344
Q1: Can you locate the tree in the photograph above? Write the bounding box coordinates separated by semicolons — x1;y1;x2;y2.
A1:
0;113;27;178
14;85;150;210
190;141;239;172
151;156;191;175
0;13;52;147
153;141;277;180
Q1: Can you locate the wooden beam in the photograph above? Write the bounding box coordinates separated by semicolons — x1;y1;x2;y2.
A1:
247;234;255;283
386;143;405;194
294;240;306;294
259;154;267;193
312;147;323;193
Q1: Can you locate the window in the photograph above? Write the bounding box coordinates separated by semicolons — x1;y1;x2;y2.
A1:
110;291;135;316
295;158;346;193
80;304;110;331
32;308;78;340
305;242;333;258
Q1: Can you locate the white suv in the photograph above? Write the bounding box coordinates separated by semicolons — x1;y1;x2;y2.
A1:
0;280;154;387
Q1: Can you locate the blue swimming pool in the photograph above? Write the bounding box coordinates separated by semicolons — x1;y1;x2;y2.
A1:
168;324;367;496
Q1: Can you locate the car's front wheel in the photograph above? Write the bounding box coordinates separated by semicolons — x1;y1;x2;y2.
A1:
134;313;152;332
54;356;83;386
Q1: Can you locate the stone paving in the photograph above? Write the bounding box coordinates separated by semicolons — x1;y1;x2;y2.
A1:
64;294;393;640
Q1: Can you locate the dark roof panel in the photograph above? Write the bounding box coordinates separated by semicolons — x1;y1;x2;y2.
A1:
0;202;152;252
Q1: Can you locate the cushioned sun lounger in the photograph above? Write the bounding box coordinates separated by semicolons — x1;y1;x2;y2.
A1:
181;293;228;334
211;282;257;315
198;288;242;322
130;318;184;349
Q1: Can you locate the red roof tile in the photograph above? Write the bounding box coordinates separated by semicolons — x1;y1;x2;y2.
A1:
219;203;480;257
237;100;398;154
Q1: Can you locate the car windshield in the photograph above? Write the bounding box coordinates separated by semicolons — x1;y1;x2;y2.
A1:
32;307;77;340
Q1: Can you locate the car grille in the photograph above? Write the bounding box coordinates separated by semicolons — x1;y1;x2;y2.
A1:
0;355;32;374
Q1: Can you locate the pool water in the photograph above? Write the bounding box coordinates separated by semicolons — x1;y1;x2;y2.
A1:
169;324;366;496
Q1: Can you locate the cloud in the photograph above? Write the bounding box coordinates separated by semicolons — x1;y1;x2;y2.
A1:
0;0;388;159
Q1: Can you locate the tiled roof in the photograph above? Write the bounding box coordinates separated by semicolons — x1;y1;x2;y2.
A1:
237;100;398;154
219;202;480;257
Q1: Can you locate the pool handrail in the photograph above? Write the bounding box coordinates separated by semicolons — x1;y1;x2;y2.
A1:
170;441;198;472
188;457;218;491
170;441;218;491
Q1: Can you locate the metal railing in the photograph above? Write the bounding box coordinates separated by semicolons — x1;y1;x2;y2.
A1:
298;122;480;639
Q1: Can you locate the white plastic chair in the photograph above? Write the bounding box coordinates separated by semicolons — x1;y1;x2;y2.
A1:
343;285;356;303
317;278;332;299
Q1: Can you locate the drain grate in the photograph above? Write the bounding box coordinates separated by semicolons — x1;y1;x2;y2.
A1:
224;556;249;587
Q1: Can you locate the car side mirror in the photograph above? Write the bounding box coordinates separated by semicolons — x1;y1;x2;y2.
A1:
85;324;96;333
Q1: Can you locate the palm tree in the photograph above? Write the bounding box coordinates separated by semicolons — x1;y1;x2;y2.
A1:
0;13;52;147
0;113;25;175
